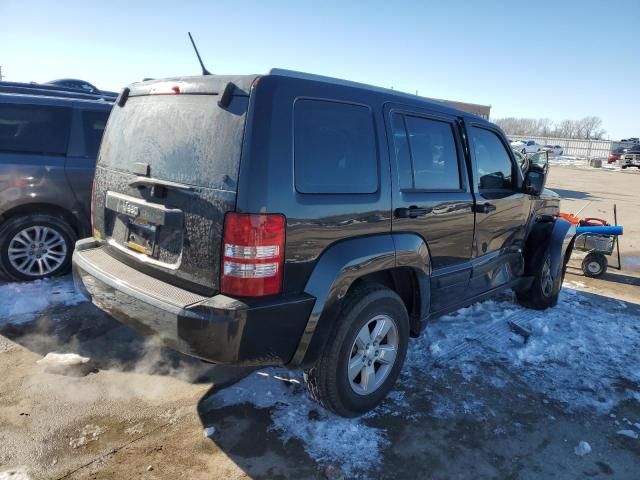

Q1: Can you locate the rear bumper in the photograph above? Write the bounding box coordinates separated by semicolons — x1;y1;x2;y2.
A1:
72;239;315;366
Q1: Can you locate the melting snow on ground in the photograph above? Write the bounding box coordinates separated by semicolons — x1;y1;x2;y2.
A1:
207;283;640;477
0;277;86;325
206;370;387;478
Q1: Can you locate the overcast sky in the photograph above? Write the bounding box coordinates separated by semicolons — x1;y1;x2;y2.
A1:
1;0;638;139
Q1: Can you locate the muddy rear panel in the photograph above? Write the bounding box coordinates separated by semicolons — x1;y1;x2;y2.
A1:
93;78;254;295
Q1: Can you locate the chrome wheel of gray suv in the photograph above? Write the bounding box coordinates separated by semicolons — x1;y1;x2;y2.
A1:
8;226;68;277
0;214;76;281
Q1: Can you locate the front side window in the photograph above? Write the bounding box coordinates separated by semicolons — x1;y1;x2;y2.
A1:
294;99;378;194
0;103;72;156
471;127;515;191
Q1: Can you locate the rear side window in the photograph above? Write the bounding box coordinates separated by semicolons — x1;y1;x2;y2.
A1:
390;113;461;191
470;127;514;190
405;116;460;190
0;103;71;155
81;110;110;158
294;99;378;194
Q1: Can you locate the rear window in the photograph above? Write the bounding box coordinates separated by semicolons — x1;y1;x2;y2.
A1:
98;94;248;189
294;99;378;194
81;110;110;158
0;103;71;155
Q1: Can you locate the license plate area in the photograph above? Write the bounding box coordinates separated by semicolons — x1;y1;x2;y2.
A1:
126;219;158;256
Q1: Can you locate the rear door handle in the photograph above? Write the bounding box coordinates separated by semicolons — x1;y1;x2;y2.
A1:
395;206;428;218
474;202;497;214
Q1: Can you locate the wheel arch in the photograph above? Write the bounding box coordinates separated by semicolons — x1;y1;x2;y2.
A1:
0;203;85;237
524;218;576;279
289;233;431;368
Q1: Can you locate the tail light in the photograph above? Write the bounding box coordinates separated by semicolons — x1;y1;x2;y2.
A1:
221;213;286;297
608;153;621;163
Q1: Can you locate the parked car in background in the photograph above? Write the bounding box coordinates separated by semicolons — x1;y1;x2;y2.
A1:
621;144;640;169
608;146;628;164
0;89;112;280
608;139;640;164
1;80;117;101
73;69;574;417
543;145;563;157
45;79;117;98
519;140;544;154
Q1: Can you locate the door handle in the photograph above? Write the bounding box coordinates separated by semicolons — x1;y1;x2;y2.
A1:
474;202;497;214
394;206;428;219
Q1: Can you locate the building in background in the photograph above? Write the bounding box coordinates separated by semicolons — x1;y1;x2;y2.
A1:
433;98;491;119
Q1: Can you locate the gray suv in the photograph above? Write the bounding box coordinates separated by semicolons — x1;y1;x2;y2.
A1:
0;91;112;280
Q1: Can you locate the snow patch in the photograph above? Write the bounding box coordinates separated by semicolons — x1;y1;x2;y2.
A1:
574;440;592;456
406;287;640;413
0;277;86;325
203;426;216;438
207;370;387;478
617;429;639;439
37;352;90;367
0;468;32;480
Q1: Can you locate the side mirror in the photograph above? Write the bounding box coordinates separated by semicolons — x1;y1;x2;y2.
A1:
529;150;549;170
524;164;546;196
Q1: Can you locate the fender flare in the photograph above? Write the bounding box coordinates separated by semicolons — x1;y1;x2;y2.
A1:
524;218;576;285
548;218;576;279
289;233;431;367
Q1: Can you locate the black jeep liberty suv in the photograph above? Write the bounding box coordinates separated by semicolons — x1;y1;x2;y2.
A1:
73;70;575;417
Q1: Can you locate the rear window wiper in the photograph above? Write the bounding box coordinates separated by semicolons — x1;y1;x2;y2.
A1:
129;177;195;192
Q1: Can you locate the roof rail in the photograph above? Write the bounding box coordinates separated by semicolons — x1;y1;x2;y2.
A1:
266;68;487;119
0;82;115;102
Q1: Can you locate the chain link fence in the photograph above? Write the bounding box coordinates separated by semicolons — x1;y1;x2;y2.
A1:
508;135;611;160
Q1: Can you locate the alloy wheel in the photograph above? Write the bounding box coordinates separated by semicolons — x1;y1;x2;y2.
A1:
347;314;399;396
7;226;68;277
541;256;554;297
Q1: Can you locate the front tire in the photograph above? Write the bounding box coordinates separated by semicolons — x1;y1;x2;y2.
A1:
304;284;409;417
0;214;76;281
516;246;562;310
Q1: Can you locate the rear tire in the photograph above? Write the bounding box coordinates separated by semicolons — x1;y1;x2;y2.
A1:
0;214;76;282
304;284;409;417
582;252;607;278
516;245;562;310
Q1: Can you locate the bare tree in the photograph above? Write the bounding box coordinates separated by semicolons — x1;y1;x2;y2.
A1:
495;116;606;140
576;116;605;140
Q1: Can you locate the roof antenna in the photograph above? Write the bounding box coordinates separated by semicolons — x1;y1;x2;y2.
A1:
188;32;211;76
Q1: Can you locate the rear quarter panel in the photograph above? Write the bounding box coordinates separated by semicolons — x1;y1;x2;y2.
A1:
0;152;81;226
236;76;393;295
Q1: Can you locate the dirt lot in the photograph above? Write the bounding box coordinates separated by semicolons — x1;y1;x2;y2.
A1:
1;165;639;480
